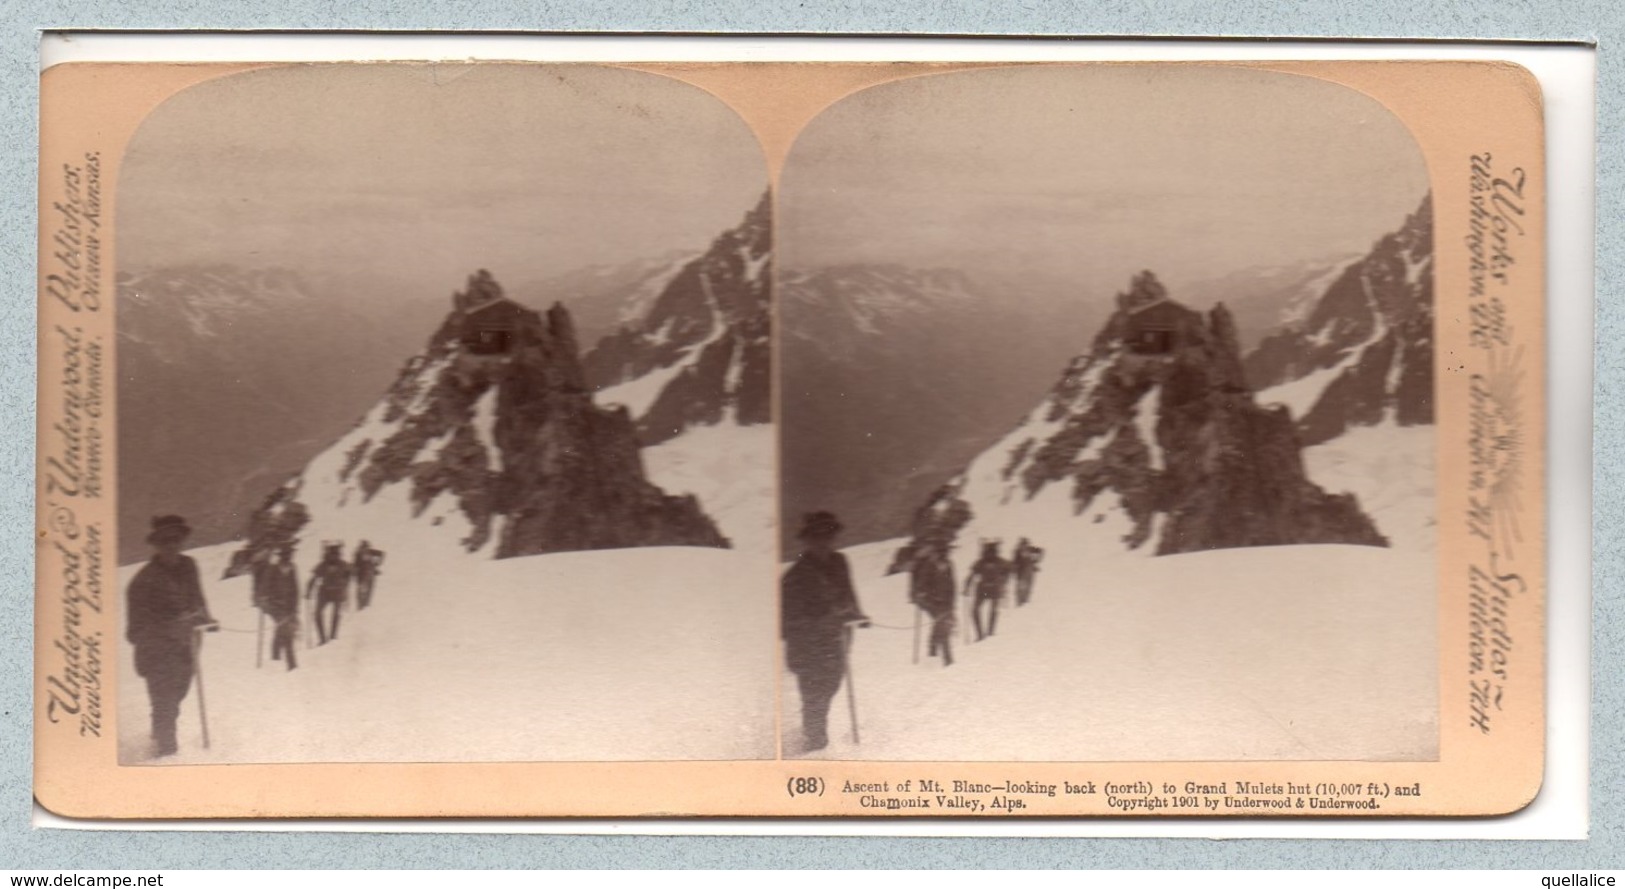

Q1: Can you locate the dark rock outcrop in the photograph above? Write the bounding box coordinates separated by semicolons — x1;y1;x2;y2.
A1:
1244;195;1434;445
907;271;1387;558
236;270;728;565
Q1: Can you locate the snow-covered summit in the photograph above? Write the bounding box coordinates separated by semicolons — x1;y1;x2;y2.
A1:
583;192;772;445
564;194;777;556
1246;194;1434;445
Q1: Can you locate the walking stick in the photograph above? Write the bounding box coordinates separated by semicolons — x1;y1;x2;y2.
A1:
192;628;211;750
912;605;922;665
841;624;860;745
256;611;265;669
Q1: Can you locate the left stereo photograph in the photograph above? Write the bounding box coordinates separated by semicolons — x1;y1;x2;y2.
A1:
107;63;778;765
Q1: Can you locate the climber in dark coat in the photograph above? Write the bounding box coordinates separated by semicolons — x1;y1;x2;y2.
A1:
254;541;301;671
963;540;1012;641
781;511;868;752
125;515;216;757
352;540;385;610
1012;537;1044;607
909;541;957;667
306;543;352;645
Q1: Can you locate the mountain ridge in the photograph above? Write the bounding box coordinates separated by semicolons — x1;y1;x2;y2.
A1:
1245;194;1434;445
904;270;1388;560
583;192;772;446
233;269;728;568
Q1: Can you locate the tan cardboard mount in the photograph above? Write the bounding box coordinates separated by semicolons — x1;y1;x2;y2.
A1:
35;58;1546;818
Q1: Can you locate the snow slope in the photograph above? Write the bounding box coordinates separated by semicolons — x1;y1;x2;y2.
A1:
1301;421;1436;550
639;423;776;557
783;538;1436;762
793;411;1438;761
119;538;775;763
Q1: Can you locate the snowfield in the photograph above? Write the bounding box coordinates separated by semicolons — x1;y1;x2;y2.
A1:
118;539;776;764
782;405;1437;762
1301;421;1436;550
639;423;776;557
783;537;1436;762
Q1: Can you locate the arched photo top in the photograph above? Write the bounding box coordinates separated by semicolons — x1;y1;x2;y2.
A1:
775;65;1439;765
118;62;768;288
779;63;1428;298
114;61;777;567
109;62;781;766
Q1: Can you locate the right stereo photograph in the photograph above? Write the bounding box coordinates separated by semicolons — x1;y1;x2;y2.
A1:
777;64;1437;762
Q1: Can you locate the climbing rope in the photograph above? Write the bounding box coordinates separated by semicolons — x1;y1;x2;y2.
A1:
861;621;918;631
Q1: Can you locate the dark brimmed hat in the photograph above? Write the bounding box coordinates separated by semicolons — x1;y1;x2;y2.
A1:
146;515;192;544
798;511;843;540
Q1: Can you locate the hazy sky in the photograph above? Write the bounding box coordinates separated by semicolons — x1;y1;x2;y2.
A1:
781;65;1430;295
120;64;767;288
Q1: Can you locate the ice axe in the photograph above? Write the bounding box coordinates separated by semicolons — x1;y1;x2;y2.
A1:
191;624;217;750
841;623;861;745
912;605;922;665
961;579;974;644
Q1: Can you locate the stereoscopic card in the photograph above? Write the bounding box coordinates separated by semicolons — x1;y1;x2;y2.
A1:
35;46;1547;818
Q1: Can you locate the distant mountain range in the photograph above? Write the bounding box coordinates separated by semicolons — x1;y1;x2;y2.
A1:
511;250;698;348
779;264;1091;549
1178;253;1364;351
115;266;427;563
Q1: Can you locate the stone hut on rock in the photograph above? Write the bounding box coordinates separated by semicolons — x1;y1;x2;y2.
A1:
1124;297;1190;355
462;297;526;357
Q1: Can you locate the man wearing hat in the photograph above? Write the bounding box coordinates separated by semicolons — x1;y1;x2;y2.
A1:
125;515;216;757
254;540;302;671
781;511;868;752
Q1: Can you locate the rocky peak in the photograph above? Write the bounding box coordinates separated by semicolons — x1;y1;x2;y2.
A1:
1244;193;1434;445
453;268;506;313
582;193;773;444
1116;269;1170;312
234;270;728;569
906;272;1387;559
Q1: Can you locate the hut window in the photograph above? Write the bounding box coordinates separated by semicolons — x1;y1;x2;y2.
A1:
1132;327;1174;355
466;328;513;355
